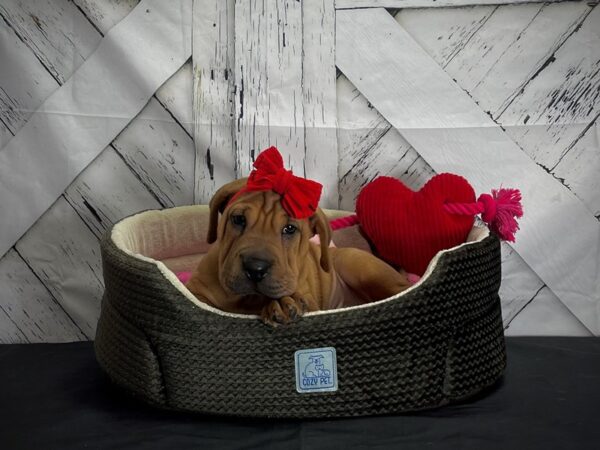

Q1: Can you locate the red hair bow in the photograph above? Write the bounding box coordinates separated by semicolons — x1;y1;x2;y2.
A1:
237;147;323;219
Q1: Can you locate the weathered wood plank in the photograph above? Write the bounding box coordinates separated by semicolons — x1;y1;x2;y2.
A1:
404;1;599;227
73;0;140;33
234;0;305;177
111;98;196;208
64;146;163;238
0;0;192;259
0;0;194;205
552;119;600;219
336;8;600;334
0;307;26;344
498;245;545;325
157;61;194;136
193;0;236;204
505;286;593;336
497;6;600;171
0;0;100;84
337;75;434;211
0;249;85;343
1;0;193;140
302;0;339;208
0;16;58;135
15;197;104;339
336;0;567;8
396;5;496;70
73;0;194;135
441;2;590;119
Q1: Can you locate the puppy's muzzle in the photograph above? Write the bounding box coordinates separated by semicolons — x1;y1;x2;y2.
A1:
242;255;273;283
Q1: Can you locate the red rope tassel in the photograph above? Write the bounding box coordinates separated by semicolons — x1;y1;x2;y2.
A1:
444;187;523;242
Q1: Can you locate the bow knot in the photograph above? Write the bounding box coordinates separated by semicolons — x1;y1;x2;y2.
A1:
235;147;323;219
272;168;294;196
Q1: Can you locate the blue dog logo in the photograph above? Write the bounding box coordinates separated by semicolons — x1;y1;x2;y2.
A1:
303;354;331;379
295;348;337;392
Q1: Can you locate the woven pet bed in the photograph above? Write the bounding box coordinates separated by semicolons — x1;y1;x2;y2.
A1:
95;205;506;418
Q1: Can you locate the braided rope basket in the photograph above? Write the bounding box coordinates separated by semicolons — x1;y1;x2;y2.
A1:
94;205;506;418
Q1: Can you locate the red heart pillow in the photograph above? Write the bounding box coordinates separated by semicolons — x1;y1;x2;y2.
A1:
356;174;476;276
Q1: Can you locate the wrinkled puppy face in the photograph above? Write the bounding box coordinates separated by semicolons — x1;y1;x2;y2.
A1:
216;190;314;299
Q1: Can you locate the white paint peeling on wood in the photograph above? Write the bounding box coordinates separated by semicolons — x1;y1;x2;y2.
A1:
193;0;236;204
336;8;600;334
0;249;85;343
337;75;434;211
71;0;194;135
302;0;339;208
0;18;58;135
112;98;196;208
72;0;140;34
497;6;600;171
336;0;563;9
505;286;593;336
0;0;194;341
0;0;192;259
15;197;104;339
234;0;305;177
0;307;26;343
499;244;545;324
157;61;194;136
408;2;592;122
64;146;163;238
552;120;600;219
0;0;191;165
0;0;101;84
396;5;496;70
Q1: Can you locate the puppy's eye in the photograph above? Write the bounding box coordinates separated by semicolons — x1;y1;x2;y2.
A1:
282;224;297;235
231;214;246;228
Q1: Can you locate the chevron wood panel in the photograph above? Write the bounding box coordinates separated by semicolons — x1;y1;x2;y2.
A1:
0;13;58;136
0;249;85;342
337;7;600;334
0;1;194;341
63;147;163;238
0;0;598;341
15;197;104;339
399;3;599;220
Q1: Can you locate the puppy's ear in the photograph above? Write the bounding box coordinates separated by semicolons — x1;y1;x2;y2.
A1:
310;208;332;272
207;178;248;243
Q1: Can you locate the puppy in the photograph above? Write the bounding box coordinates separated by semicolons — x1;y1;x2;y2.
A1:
185;178;411;326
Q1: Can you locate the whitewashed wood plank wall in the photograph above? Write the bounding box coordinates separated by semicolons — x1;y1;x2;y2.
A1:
0;0;194;341
337;7;600;334
0;0;598;342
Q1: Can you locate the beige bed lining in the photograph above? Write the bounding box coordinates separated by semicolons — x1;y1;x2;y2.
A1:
111;206;489;318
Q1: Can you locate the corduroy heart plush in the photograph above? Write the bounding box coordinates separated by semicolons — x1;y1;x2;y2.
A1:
356;174;476;276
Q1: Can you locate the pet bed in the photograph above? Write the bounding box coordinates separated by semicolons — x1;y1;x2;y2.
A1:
94;205;506;418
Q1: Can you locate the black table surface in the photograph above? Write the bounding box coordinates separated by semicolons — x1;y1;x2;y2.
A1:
1;337;599;450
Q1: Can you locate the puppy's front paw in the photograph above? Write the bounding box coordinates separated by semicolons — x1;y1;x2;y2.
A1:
261;296;306;326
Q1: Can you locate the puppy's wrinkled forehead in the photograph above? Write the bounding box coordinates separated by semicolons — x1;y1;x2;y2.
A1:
222;190;293;235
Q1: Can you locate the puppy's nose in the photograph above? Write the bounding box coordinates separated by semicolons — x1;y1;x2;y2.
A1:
242;256;272;282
